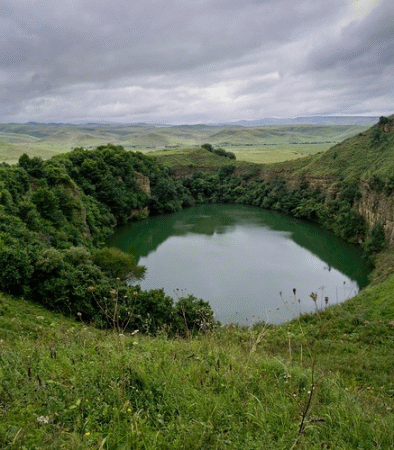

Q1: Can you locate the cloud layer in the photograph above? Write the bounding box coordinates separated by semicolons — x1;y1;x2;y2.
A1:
1;0;393;123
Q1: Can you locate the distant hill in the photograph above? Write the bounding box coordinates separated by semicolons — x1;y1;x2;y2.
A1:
289;115;394;180
0;121;371;164
232;116;379;127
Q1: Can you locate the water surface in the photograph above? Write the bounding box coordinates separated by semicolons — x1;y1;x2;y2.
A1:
107;204;371;324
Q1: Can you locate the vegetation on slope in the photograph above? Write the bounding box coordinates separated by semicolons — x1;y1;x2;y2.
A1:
157;116;394;266
281;116;394;179
0;123;367;164
1;118;394;448
0;145;213;334
1;284;394;449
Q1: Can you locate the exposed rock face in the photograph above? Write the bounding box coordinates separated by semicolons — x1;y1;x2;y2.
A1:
128;207;149;220
172;160;394;246
125;172;151;221
357;181;394;245
68;184;91;239
383;124;394;133
134;172;151;196
256;170;394;245
382;117;394;133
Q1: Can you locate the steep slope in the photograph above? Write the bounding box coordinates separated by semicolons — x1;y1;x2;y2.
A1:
278;116;394;246
294;116;394;179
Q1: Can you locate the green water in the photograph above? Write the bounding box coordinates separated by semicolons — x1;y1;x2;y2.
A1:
107;204;372;324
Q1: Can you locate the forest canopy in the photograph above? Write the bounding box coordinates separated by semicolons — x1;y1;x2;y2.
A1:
0;139;383;334
0;145;213;335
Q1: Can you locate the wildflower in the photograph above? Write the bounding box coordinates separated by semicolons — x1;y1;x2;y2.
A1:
36;316;45;320
325;296;329;305
133;341;138;345
88;286;95;292
85;432;90;436
293;288;296;296
37;416;50;424
127;408;132;412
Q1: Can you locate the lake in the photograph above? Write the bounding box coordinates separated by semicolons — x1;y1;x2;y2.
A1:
107;204;372;325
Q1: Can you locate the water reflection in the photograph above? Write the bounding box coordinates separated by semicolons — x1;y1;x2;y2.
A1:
107;204;372;324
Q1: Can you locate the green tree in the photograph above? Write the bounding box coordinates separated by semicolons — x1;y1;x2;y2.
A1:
0;245;34;295
31;188;59;220
201;143;214;152
92;247;146;281
18;154;45;178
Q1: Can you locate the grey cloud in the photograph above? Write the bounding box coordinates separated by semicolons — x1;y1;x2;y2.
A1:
305;0;394;76
0;0;392;122
1;0;343;74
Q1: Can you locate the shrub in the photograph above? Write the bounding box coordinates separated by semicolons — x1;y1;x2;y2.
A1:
0;245;34;295
363;223;386;261
92;247;146;281
174;294;218;336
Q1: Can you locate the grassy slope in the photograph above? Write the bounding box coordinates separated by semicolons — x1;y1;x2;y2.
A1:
151;119;393;179
0;123;367;165
152;144;334;165
2;120;394;448
151;147;252;170
1;275;393;449
276;120;394;180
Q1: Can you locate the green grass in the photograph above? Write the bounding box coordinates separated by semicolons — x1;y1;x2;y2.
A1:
0;142;67;165
1;119;393;448
151;144;334;168
208;124;367;146
1;273;393;449
0;123;367;165
150;147;240;168
281;121;394;180
230;144;332;164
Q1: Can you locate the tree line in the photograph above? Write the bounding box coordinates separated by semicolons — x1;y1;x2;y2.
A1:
0;145;214;335
0;142;383;333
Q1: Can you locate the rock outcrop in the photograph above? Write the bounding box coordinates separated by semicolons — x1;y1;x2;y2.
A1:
357;181;394;245
134;172;151;196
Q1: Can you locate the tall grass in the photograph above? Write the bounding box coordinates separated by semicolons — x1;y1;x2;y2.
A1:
1;288;393;449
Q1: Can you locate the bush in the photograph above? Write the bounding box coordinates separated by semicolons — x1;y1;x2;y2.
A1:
0;245;34;295
92;247;146;281
174;294;218;336
201;144;236;160
363;223;386;261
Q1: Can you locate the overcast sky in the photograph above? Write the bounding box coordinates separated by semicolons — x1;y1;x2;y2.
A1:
0;0;393;124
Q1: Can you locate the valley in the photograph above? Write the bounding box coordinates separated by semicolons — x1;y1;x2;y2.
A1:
0;117;393;449
0;122;368;165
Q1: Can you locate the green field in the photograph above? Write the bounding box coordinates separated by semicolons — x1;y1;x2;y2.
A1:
0;123;367;165
150;143;332;165
1;118;394;448
1;272;393;449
